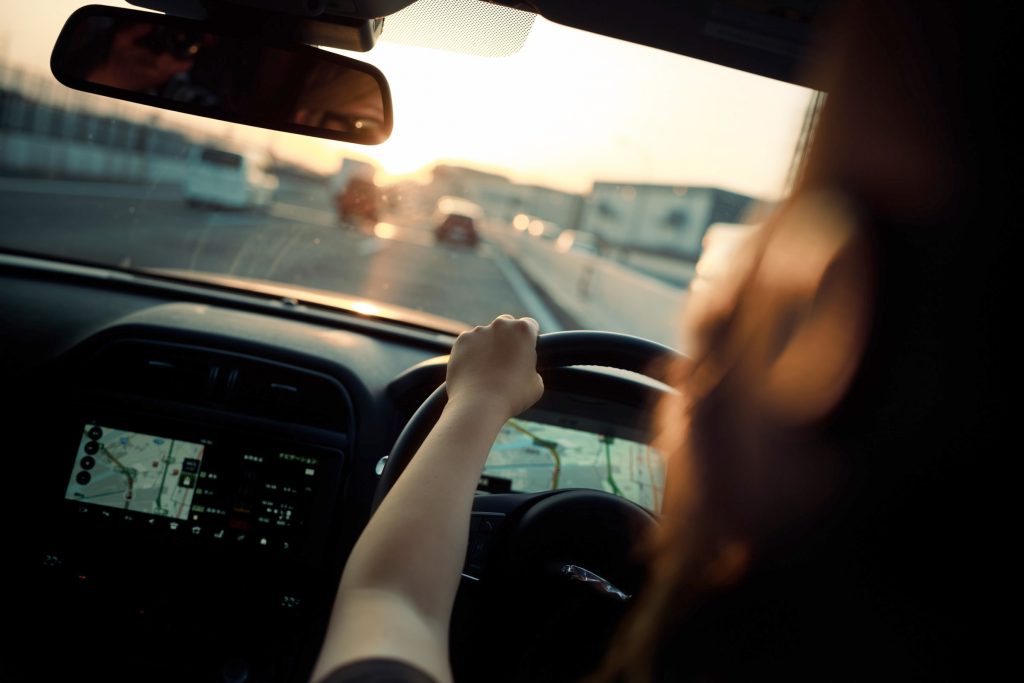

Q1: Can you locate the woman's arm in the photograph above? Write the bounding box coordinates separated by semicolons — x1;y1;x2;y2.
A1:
311;315;543;683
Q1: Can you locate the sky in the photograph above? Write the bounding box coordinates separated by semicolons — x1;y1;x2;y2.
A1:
0;1;814;199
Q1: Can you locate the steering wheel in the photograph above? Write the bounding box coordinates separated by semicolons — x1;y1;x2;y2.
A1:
374;330;683;683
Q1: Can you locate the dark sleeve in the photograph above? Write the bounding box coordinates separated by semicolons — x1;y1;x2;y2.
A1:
319;658;440;683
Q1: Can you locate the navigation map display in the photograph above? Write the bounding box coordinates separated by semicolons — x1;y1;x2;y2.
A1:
65;423;205;520
483;418;665;511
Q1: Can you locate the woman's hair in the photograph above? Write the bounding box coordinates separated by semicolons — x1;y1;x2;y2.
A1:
594;2;998;680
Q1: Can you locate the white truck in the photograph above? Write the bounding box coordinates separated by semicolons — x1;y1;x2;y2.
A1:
183;145;278;210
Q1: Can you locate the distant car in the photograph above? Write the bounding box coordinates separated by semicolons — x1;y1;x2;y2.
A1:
433;196;483;247
183;145;277;210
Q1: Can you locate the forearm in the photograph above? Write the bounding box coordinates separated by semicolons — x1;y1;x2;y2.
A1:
312;395;509;682
338;395;507;616
312;315;541;683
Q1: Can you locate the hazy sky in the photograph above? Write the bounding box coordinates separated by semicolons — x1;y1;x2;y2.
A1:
0;1;813;198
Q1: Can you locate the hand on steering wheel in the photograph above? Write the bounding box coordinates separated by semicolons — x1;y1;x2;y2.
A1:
375;330;682;683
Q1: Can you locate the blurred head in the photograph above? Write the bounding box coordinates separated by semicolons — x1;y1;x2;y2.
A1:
597;1;996;680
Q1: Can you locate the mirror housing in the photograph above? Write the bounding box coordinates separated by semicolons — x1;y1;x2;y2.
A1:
50;4;393;144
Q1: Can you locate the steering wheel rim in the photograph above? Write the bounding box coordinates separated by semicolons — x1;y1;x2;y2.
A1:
373;330;682;509
374;330;682;682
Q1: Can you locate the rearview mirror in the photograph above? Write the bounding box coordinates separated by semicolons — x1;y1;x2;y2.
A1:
50;5;393;144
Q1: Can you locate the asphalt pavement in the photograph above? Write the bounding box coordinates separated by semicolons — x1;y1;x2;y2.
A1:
0;177;543;327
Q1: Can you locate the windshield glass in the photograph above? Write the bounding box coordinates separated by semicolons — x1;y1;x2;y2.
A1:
0;1;815;349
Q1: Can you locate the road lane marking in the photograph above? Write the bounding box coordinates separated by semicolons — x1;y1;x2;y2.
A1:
488;244;563;332
263;225;308;280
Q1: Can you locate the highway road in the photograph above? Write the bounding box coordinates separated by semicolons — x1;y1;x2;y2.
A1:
0;177;548;328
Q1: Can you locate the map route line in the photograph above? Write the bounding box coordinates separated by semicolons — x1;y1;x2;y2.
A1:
80;489;126;500
506;420;561;489
156;440;175;515
98;442;135;507
602;436;623;496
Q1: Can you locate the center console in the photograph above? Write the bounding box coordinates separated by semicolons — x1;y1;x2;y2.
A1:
25;337;356;683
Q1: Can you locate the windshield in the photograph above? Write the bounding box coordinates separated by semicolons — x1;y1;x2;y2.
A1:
0;1;815;349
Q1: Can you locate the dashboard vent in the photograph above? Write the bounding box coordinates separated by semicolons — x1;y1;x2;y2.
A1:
92;341;212;402
226;358;348;430
87;340;350;431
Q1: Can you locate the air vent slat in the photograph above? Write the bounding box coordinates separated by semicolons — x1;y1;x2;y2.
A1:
89;340;349;431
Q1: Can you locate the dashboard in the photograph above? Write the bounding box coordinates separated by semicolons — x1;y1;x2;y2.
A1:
3;254;668;683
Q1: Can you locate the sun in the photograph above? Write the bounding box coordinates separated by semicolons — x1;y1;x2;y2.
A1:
362;136;437;184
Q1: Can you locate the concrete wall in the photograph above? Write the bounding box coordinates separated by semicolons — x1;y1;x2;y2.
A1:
0;131;189;183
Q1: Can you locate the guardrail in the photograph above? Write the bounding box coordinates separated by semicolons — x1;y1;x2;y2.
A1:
0;132;188;183
481;222;686;348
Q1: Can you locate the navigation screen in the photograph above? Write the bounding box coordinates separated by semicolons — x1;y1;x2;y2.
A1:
483;418;665;511
65;424;205;520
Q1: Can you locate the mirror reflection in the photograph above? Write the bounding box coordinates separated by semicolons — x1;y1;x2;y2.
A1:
53;10;391;144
